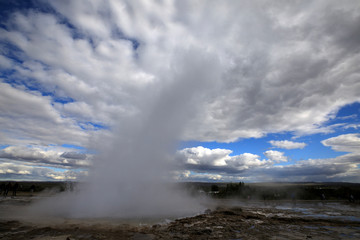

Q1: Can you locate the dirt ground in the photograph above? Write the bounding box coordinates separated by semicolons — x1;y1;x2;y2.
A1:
1;194;360;239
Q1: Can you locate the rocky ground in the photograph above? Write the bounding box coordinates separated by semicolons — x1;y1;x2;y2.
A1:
1;196;360;239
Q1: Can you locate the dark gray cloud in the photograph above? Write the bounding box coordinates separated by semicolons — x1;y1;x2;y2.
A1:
0;146;91;169
176;142;360;182
60;152;87;160
0;160;88;181
322;134;360;153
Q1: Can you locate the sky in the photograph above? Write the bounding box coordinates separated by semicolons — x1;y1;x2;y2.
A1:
0;0;360;183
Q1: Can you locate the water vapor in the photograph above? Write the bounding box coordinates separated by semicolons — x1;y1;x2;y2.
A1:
28;47;221;219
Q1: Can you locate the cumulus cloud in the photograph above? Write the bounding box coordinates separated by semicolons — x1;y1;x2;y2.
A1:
269;140;307;149
0;161;88;181
0;144;91;180
0;145;92;169
176;146;231;166
1;0;360;146
322;133;360;153
175;146;360;182
226;153;272;170
264;150;288;163
187;173;224;182
175;170;246;182
176;147;273;174
1;1;360;182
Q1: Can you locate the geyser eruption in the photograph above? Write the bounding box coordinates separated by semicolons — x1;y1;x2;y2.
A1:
30;48;221;219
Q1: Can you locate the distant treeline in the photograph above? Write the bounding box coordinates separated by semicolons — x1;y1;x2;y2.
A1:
184;182;360;202
0;181;74;193
1;181;359;202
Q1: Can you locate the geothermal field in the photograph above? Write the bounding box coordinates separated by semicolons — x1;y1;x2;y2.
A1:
2;1;360;239
1;183;360;239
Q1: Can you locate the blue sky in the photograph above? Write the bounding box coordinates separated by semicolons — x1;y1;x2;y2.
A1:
0;0;360;182
184;102;360;159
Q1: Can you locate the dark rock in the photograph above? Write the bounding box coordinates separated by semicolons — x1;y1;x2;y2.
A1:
193;228;212;235
221;210;237;215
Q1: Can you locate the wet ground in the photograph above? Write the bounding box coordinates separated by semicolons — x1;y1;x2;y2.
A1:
1;195;360;239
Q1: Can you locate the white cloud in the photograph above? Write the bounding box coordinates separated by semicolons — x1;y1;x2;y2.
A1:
322;134;360;153
176;170;246;182
175;145;360;182
176;147;272;173
0;82;90;146
189;173;224;181
264;150;288;163
176;146;231;167
1;0;359;147
226;153;272;170
246;153;360;182
269;140;307;149
1;1;360;181
0;161;87;181
344;124;360;130
0;145;92;169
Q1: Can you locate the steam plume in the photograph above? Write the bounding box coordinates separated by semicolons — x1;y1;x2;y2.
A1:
29;47;221;219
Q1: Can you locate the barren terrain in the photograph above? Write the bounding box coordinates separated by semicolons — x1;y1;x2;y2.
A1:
1;193;360;239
